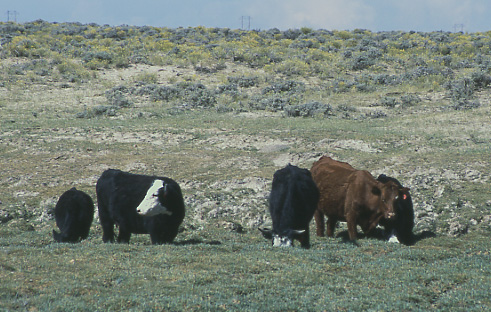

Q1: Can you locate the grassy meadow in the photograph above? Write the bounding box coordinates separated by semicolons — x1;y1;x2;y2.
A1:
1;20;491;310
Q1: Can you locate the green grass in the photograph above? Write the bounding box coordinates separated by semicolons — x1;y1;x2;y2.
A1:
1;22;491;311
1;226;490;311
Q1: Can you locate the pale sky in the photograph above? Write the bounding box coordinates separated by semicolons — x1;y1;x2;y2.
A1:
2;0;490;32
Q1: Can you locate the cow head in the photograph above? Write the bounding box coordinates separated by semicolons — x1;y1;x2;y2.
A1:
258;228;305;247
378;181;409;220
136;180;173;216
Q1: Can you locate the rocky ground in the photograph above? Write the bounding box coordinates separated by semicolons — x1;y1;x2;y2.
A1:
1;63;491;240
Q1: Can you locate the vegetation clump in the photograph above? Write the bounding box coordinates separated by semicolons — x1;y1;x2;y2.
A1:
284;101;333;117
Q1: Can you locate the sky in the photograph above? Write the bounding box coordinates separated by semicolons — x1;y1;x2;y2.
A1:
2;0;491;33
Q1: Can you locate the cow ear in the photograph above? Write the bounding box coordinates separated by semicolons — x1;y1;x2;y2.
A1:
158;184;168;198
377;174;388;181
400;187;410;198
371;186;381;196
258;227;273;239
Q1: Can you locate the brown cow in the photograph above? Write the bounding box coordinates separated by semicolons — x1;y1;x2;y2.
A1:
311;156;405;241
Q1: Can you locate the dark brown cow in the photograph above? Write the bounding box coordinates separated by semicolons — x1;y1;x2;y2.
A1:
311;156;405;241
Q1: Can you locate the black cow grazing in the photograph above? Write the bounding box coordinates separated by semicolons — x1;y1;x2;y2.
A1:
259;164;320;248
377;174;414;245
96;169;185;244
53;187;94;243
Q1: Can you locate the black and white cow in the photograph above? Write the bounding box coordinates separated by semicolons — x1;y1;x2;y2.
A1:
377;174;414;245
259;164;320;248
96;169;185;244
53;187;94;243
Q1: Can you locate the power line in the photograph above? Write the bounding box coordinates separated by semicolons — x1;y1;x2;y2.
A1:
240;16;251;30
6;10;19;22
453;23;464;33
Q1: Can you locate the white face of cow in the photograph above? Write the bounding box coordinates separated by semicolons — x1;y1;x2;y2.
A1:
136;179;173;217
386;228;400;243
272;234;293;247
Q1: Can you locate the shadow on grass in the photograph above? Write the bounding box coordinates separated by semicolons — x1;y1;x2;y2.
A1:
412;230;437;243
173;238;222;246
334;229;436;246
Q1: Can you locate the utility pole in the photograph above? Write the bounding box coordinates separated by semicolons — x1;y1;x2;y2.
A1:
7;10;19;22
453;23;464;33
241;16;251;30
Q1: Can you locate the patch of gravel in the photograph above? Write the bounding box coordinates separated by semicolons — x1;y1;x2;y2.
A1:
316;138;381;153
184;177;271;228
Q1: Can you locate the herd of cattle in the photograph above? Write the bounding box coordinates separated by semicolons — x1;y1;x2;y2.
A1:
52;156;415;247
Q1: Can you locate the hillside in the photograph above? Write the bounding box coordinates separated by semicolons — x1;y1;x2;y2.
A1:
0;20;490;310
1;20;490;236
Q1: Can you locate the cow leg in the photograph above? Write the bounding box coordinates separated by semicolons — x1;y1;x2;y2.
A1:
80;227;90;240
326;217;337;237
150;231;167;245
314;210;325;237
346;216;358;240
99;209;115;243
150;225;179;244
300;228;311;249
101;224;115;242
117;223;131;243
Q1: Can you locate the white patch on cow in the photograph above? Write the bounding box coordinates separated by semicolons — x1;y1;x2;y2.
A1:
388;234;400;243
136;179;172;217
272;234;293;247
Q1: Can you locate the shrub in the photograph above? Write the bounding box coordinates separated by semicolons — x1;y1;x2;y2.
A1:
56;60;91;82
365;110;387;118
452;99;481;110
337;104;357;112
330;79;355;93
288;39;317;50
151;86;180;102
76;105;118;118
400;94;421;107
134;72;158;85
227;76;259;88
133;84;179;102
262;80;305;95
177;82;217;108
7;36;39;57
350;53;376;70
447;78;475;102
282;29;303;40
380;97;400;108
274;59;310;76
355;83;376;93
82;51;113;63
216;83;239;95
105;86;133;108
374;74;400;86
248;96;289;111
284;101;333;117
470;71;491;89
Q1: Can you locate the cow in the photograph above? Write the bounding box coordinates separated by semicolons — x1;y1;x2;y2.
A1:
311;156;406;241
259;164;320;248
52;187;94;243
377;174;414;245
96;169;185;244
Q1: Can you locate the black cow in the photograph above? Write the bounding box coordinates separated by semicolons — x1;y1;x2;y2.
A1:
96;169;185;244
259;164;320;248
377;174;414;245
53;187;94;243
